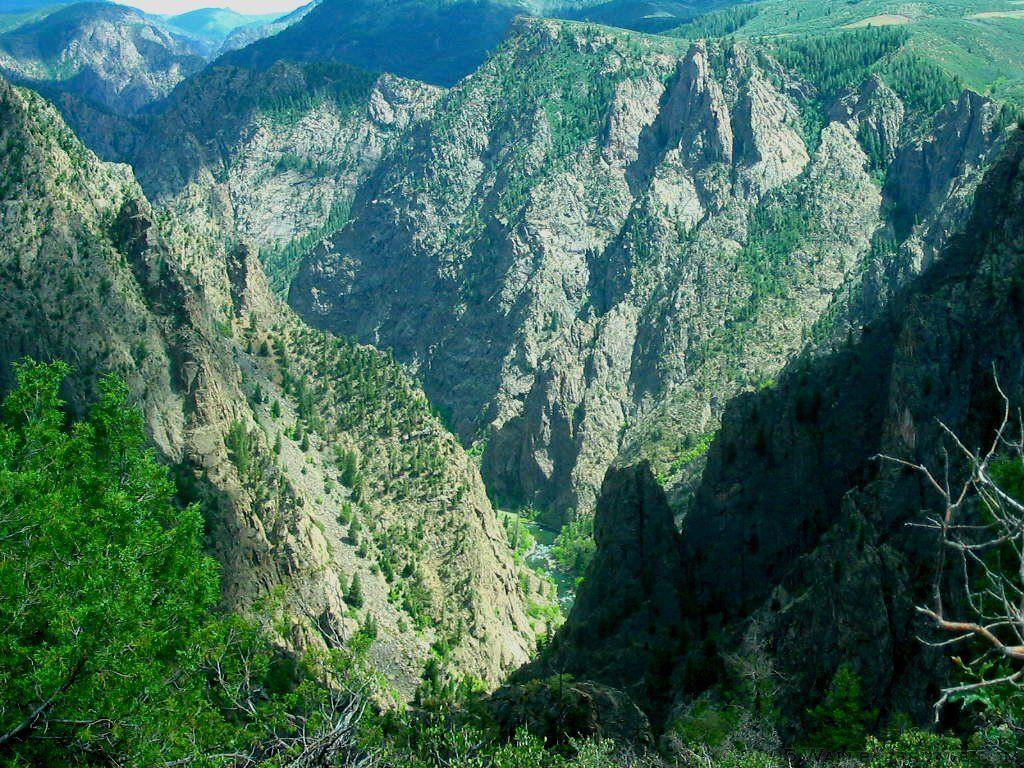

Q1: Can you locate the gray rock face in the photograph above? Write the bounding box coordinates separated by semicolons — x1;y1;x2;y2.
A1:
885;89;1004;275
290;18;1004;524
830;74;905;164
217;71;441;253
58;60;442;291
548;131;1024;735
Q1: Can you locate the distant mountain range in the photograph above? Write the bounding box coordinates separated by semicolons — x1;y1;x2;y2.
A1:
0;0;733;107
0;0;307;112
0;0;64;11
163;6;282;44
214;0;317;55
2;0;1022;100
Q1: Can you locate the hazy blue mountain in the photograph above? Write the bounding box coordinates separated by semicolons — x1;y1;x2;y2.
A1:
164;6;280;44
218;0;526;85
215;0;317;54
0;1;67;32
0;0;65;11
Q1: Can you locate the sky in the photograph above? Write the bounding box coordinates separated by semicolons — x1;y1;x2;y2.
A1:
122;0;306;16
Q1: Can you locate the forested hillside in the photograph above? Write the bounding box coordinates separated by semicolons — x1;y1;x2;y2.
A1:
0;75;542;708
671;0;1024;104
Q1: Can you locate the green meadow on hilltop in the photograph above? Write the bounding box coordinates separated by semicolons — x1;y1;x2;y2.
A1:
667;0;1024;103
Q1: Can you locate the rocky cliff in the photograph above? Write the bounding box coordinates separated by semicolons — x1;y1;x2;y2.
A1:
533;128;1024;739
528;462;686;725
0;76;538;696
291;18;1005;525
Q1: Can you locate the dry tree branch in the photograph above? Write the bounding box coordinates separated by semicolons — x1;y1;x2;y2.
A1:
879;370;1024;719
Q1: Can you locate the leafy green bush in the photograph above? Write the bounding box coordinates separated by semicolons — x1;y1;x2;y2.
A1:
0;361;220;764
225;417;254;474
864;730;970;768
671;699;742;749
347;572;365;608
712;750;788;768
376;714;630;768
551;515;596;582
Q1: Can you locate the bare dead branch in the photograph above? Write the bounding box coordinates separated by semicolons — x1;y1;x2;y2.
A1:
881;371;1024;717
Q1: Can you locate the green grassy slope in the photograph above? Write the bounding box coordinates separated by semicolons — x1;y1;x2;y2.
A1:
668;0;1024;103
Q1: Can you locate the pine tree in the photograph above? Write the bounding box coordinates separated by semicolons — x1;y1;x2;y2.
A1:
347;573;364;608
803;664;878;753
225;420;253;475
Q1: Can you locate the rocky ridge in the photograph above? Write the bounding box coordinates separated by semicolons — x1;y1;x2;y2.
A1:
216;0;319;57
54;59;442;292
217;0;534;86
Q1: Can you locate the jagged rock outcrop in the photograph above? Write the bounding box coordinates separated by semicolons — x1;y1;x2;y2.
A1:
0;77;537;696
537;129;1024;736
0;3;205;114
291;18;1005;524
491;677;655;747
829;74;905;164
